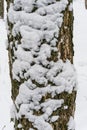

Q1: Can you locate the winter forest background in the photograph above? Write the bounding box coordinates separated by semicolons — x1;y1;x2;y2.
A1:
0;0;87;130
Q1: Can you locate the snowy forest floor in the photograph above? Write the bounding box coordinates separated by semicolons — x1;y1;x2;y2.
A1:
74;0;87;130
0;0;87;130
0;19;13;129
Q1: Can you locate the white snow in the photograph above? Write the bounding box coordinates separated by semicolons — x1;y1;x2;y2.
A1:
0;0;87;130
7;0;77;129
0;19;13;130
74;0;87;130
0;1;13;129
67;116;75;130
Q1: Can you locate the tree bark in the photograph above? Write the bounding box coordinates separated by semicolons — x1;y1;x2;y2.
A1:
56;3;76;130
85;0;87;9
0;0;4;18
7;0;77;130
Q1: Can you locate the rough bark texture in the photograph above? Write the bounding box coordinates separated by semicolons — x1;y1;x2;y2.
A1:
0;0;4;18
7;0;76;130
85;0;87;9
53;2;76;129
58;4;74;64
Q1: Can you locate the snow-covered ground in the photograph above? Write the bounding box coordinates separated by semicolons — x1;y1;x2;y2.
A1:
0;0;87;130
0;19;13;129
74;0;87;130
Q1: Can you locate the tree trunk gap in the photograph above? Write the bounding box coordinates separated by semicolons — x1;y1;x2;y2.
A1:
6;0;77;130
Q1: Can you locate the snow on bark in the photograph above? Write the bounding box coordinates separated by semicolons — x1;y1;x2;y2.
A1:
67;116;75;130
7;0;77;129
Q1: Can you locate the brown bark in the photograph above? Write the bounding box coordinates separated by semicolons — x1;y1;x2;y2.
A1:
58;6;74;64
52;3;76;130
7;0;76;130
0;0;4;18
85;0;87;9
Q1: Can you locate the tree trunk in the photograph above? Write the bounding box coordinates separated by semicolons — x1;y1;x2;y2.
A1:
0;0;4;18
7;0;77;130
85;0;87;9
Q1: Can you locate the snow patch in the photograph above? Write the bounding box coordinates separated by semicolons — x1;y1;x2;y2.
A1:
7;0;77;129
67;116;75;130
